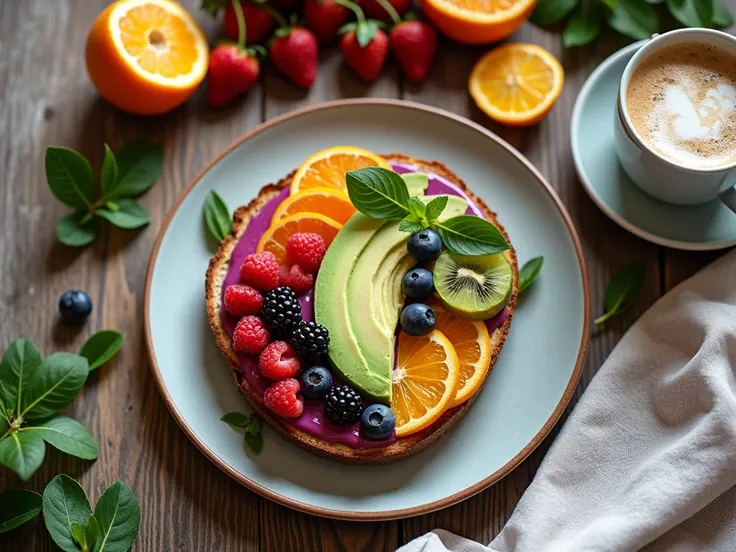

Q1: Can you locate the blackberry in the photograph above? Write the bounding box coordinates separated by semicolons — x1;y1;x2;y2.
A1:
323;385;363;425
290;321;330;363
261;286;302;338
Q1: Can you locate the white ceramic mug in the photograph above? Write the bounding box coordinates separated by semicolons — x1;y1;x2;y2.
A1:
614;28;736;211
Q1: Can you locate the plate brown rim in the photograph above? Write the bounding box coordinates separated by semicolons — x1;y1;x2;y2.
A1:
143;98;591;522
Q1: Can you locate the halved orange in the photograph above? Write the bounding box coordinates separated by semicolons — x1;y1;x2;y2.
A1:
86;0;209;115
421;0;535;44
469;43;564;127
290;146;391;195
392;331;460;437
256;212;342;263
272;187;357;225
431;304;492;408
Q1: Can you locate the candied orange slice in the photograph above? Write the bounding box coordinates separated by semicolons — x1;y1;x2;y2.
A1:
256;212;342;263
272;187;357;225
290;146;391;195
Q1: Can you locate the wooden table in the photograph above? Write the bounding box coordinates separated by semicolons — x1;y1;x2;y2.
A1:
2;1;734;550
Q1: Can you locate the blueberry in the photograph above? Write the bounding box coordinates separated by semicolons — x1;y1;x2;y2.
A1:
407;229;442;263
299;366;333;400
58;290;93;325
360;404;396;440
400;303;435;336
402;268;434;300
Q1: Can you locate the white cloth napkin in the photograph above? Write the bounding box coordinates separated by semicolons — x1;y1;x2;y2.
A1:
398;250;736;552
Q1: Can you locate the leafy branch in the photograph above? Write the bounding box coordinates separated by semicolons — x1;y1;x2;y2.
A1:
222;411;264;454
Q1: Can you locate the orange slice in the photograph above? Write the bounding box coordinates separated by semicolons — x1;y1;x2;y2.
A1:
392;331;460;437
431;304;492;408
421;0;535;44
86;0;209;115
256;212;342;263
469;43;564;127
290;146;391;195
272;187;357;225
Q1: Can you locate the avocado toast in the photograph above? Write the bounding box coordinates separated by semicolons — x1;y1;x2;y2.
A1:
206;151;518;464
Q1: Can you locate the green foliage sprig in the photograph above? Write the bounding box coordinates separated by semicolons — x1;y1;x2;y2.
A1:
595;261;646;324
222;411;264;454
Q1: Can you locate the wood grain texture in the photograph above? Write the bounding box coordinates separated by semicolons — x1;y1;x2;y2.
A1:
1;0;734;550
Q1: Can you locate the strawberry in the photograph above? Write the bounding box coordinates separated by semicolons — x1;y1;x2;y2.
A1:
224;1;275;44
207;44;261;107
390;21;437;83
340;21;389;82
270;26;319;88
359;0;411;21
303;0;350;44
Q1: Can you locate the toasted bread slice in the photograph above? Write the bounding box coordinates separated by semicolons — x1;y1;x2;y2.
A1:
205;154;518;463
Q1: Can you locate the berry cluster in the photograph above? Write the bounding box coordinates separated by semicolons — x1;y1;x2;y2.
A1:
398;228;443;336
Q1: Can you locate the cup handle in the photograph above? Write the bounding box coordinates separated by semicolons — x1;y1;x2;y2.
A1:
719;187;736;214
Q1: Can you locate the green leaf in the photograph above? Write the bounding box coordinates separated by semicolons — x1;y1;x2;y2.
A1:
595;262;646;324
97;199;150;229
221;412;251;428
100;144;119;198
667;0;712;27
0;430;46;481
0;339;42;418
518;256;544;294
56;211;99;247
71;521;87;549
531;0;580;25
401;173;429;197
425;196;448;224
108;142;163;198
346;167;410;220
43;475;93;552
713;0;733;26
93;481;141;552
435;215;510;256
200;0;230;16
45;147;95;209
407;197;427;219
21;353;88;421
0;489;43;533
22;416;98;460
355;20;379;47
563;0;602;46
398;217;425;234
245;431;263;454
80;330;125;372
607;0;658;40
203;190;233;242
85;517;100;551
71;516;99;551
245;416;260;435
645;0;665;4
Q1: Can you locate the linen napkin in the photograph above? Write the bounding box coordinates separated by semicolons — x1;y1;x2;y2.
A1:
398;250;736;552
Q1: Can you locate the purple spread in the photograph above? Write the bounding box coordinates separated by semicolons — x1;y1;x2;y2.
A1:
219;162;508;449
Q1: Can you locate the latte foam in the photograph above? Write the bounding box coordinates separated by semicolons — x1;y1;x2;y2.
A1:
626;42;736;169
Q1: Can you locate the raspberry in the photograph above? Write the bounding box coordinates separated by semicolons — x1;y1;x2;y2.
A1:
279;264;314;294
240;252;280;291
232;315;270;355
224;284;263;317
263;378;303;418
258;341;302;380
286;233;326;274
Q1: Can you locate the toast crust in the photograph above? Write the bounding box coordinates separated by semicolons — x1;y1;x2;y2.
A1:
205;154;518;464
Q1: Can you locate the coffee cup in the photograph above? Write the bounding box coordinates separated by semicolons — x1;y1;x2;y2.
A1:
614;28;736;211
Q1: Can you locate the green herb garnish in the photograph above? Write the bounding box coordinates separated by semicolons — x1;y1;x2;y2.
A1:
203;190;233;243
518;256;544;294
222;411;264;454
595;261;646;324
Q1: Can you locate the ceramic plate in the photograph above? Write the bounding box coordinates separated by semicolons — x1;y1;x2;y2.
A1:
571;41;736;251
145;99;590;520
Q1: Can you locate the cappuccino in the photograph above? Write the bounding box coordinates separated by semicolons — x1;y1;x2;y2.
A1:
626;42;736;169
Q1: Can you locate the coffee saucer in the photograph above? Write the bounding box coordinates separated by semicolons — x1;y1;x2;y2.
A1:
571;40;736;251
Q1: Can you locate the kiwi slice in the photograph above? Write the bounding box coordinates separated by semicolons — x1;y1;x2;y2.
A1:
434;251;513;320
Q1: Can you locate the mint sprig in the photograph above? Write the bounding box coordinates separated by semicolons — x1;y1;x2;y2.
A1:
222;411;264;454
203;190;233;243
47;142;163;247
346;167;510;257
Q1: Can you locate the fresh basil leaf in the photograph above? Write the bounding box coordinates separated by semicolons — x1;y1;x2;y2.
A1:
93;481;141;552
108;142;163;198
245;431;263;454
518;256;544;294
221;412;251;428
204;190;232;242
398;217;425;234
97;199;150;229
56;211;99;247
346;167;410;220
100;144;119;198
607;0;658;40
401;173;429;197
21;353;88;421
0;489;43;533
45;147;95;210
71;521;88;549
667;0;712;26
0;339;42;418
80;330;125;372
531;0;580;25
595;261;646;324
564;0;602;46
0;430;46;481
355;20;379;47
713;0;733;26
425;196;448;224
43;475;93;552
435;215;510;256
22;416;98;460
